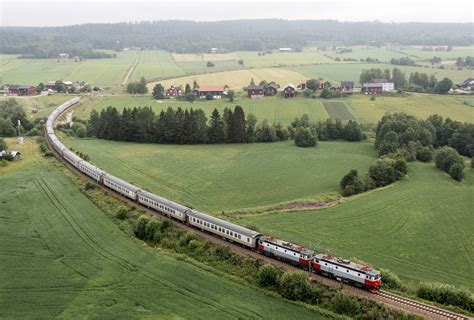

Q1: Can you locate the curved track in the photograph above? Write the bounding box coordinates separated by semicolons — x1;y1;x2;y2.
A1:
45;97;471;320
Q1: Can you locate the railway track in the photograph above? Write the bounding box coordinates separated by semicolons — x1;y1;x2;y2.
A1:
375;290;470;320
44;104;472;320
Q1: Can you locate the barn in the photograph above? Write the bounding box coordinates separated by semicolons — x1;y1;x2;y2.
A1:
8;85;36;96
340;81;355;93
165;85;182;98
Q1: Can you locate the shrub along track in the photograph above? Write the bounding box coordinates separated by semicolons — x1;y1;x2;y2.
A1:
45;133;470;320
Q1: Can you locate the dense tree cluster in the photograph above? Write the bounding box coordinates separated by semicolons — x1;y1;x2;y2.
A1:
1;21;472;56
434;147;465;181
390;57;416;66
375;113;472;180
417;282;473;312
0;99;31;136
407;72;453;94
126;77;148;94
455;56;474;68
86;105;288;145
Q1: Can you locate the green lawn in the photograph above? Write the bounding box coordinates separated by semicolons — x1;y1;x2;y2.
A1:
239;162;474;290
61;138;376;213
0;52;136;88
291;62;473;83
0;138;327;319
323;101;356;120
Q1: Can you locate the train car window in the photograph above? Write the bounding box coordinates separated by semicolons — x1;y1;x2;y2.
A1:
358;273;360;276
347;270;349;273
247;238;250;242
335;266;338;269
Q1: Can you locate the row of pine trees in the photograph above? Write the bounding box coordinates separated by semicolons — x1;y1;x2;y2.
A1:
86;105;290;144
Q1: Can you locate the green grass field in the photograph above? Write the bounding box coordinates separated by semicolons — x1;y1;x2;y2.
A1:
236;50;334;68
0;52;136;88
0;138;327;319
61;138;376;213
0;94;74;120
71;92;473;126
291;62;473;83
239;162;474;290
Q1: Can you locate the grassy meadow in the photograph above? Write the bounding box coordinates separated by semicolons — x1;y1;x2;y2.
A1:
0;52;137;88
61;138;377;213
70;93;473;126
238;162;474;290
0;138;328;319
129;50;185;82
0;94;74;120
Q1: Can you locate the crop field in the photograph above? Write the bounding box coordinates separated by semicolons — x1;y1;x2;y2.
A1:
240;162;474;290
291;62;473;83
176;60;244;75
393;46;474;61
129;51;185;82
0;52;137;87
61;138;376;213
236;50;334;68
0;138;326;319
323;101;356;120
147;67;308;91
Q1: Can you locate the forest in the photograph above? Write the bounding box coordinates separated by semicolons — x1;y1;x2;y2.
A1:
1;20;473;57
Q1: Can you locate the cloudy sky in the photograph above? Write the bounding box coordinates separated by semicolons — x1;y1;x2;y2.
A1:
1;0;473;26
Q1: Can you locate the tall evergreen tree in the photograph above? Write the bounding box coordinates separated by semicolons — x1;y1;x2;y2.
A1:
230;105;247;143
185;83;192;94
152;83;164;99
87;109;100;137
208;108;225;143
246;113;257;143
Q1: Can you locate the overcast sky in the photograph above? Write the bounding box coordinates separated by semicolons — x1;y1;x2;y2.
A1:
1;0;473;26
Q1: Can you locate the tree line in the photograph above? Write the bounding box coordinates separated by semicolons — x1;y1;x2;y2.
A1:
375;113;473;181
359;67;453;94
1;20;472;56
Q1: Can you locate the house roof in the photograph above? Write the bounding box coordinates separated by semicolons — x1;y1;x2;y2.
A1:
194;86;225;92
18;85;35;89
341;81;355;86
267;84;279;89
457;78;474;86
283;83;296;89
247;85;264;90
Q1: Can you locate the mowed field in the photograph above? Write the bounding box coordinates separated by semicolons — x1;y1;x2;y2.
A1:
0;52;137;87
239;162;474;290
0;138;326;319
323;101;356;120
147;68;308;90
71;93;473;126
61;138;377;213
129;51;185;82
0;94;73;120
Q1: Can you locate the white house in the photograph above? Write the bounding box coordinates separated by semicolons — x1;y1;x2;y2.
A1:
370;79;395;91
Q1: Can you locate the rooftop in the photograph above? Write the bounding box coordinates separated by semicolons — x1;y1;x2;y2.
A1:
315;253;380;276
261;236;314;256
194;86;225;92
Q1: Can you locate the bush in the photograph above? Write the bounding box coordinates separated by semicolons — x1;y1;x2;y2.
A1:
277;271;312;302
257;264;281;288
115;207;129;220
329;291;361;316
434;147;463;172
134;215;151;239
340;169;365;196
416;146;433;162
449;163;465;181
380;269;404;290
368;158;398;187
294;127;317;148
84;182;97;190
417;282;473;312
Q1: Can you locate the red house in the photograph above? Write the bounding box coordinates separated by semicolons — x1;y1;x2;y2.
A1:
362;83;383;95
265;84;278;96
247;85;264;98
193;86;225;99
340;81;355;94
8;85;36;96
283;84;296;98
165;85;181;98
297;82;306;90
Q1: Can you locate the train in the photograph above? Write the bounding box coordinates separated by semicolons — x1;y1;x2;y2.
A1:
45;97;381;291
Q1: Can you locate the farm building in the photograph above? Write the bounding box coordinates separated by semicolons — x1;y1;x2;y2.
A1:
247;85;264;98
265;84;279;96
193;86;226;99
279;48;292;52
362;83;383;95
340;81;355;94
283;84;296;98
7;85;36;96
456;78;474;91
369;79;394;91
165;85;182;98
45;81;56;90
58;53;69;59
297;82;306;90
